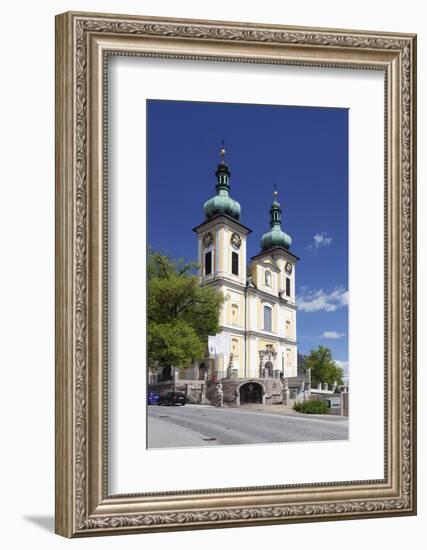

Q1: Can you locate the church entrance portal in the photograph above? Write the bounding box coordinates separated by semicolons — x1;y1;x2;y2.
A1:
264;361;273;378
239;382;263;405
199;363;208;380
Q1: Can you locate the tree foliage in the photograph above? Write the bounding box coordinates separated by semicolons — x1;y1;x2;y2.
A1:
304;346;344;387
148;320;205;370
147;251;224;370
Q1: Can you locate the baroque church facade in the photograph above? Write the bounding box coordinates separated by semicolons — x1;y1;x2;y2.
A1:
187;145;299;386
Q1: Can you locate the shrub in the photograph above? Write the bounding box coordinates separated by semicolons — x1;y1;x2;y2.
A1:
293;399;329;414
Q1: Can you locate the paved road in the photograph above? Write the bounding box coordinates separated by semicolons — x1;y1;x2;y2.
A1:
147;404;348;449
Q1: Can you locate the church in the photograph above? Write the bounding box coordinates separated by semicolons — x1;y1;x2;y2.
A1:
185;144;299;391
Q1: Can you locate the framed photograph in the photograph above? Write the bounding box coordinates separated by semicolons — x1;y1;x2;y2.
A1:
55;11;417;537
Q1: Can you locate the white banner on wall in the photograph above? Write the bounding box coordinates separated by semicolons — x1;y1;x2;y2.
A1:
209;333;231;357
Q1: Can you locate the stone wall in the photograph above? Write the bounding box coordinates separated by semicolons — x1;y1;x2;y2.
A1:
211;378;285;407
149;377;348;412
308;392;347;416
341;392;349;416
148;380;207;404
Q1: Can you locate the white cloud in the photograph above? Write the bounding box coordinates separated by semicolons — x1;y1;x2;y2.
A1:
297;286;348;313
306;232;333;252
321;331;345;339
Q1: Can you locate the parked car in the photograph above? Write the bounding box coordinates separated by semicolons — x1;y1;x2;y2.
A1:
147;391;160;405
157;391;186;406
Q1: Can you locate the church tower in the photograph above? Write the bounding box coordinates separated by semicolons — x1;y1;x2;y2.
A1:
246;189;299;379
193;144;252;378
193;143;251;287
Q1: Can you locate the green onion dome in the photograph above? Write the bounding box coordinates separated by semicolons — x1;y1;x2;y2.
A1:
203;146;241;221
260;191;292;250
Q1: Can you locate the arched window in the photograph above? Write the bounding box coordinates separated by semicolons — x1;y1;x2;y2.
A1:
263;305;272;332
231;304;239;326
231;252;239;276
205;251;212;275
231;338;239;357
265;269;272;287
286;277;291;297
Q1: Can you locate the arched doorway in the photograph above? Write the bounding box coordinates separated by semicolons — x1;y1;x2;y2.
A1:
265;361;273;378
160;365;172;381
198;363;208;380
259;345;277;378
239;382;263;405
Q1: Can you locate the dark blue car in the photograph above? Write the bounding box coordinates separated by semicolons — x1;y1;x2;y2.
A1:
147;391;160;405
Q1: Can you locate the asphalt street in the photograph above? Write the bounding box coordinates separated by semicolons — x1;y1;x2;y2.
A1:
147;404;348;449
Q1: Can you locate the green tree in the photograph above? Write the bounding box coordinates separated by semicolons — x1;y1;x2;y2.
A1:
148;320;205;370
304;346;344;387
147;251;224;371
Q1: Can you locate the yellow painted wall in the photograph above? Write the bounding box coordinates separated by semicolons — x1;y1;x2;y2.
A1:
218;286;228;325
250;263;258;286
231;335;244;376
226;291;231;323
231;337;239;356
226;292;244;327
231;303;238;325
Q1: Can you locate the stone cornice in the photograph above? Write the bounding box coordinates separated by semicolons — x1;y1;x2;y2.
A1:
203;276;297;310
248;286;297;310
192;213;252;235
246;329;298;346
218;324;297;346
218;324;245;336
201;276;246;293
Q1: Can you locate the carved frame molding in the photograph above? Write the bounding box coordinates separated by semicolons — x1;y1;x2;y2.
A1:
55;11;416;537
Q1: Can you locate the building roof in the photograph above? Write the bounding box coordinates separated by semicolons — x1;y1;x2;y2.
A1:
192;213;252;234
260;190;293;252
202;146;242;221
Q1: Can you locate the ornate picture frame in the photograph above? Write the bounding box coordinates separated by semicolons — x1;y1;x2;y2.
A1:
55;11;417;537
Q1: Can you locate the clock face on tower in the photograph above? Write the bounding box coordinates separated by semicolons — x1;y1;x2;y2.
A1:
230;232;242;250
202;232;213;248
285;261;293;275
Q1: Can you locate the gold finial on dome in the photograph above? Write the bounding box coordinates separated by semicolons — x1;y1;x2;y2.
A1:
220;139;226;162
273;184;278;200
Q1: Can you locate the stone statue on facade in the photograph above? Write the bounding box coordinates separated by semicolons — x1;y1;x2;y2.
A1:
282;377;290;406
226;353;234;379
215;381;223;407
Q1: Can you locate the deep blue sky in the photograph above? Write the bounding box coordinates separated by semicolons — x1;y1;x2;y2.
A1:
147;100;348;369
